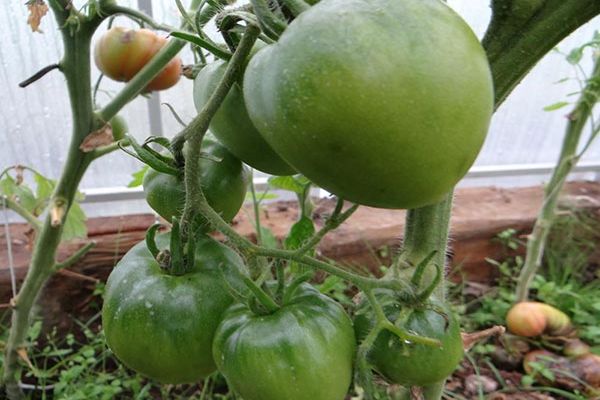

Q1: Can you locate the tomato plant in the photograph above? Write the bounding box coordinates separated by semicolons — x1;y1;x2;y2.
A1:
143;138;249;223
102;233;247;384
213;283;356;400
244;0;494;209
94;27;182;92
7;0;598;399
354;293;463;386
193;60;295;176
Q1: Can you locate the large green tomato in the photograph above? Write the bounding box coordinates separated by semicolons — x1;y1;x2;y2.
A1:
102;233;246;384
194;61;295;176
143;137;249;223
354;292;464;386
213;283;356;400
244;0;494;209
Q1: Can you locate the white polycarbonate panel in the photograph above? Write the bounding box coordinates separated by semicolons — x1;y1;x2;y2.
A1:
0;1;598;218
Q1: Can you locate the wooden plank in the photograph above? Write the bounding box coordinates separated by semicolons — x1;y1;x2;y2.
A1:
1;182;599;330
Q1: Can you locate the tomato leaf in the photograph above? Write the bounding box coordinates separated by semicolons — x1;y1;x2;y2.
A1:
61;202;87;241
259;226;279;249
268;175;310;195
284;216;316;274
128;166;149;188
566;47;584;64
26;0;49;33
0;175;38;214
33;172;54;202
284;216;315;250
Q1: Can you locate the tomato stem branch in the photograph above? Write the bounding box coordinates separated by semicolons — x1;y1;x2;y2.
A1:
2;6;97;396
1;196;42;231
295;199;358;256
515;57;600;302
279;0;310;15
1;2;204;396
98;3;173;32
53;241;96;271
178;24;260;245
18;64;62;88
249;0;287;40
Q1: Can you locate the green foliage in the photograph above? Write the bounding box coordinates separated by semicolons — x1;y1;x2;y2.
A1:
0;291;236;400
267;175;311;195
455;207;600;347
128;165;149;188
0;167;87;240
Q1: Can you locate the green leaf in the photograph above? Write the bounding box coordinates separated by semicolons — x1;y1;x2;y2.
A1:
284;216;315;250
284;216;316;274
567;47;584;64
128;166;149;188
61;202;88;241
268;175;310;194
245;191;278;202
33;171;55;201
259;226;279;249
543;101;570;111
0;175;38;214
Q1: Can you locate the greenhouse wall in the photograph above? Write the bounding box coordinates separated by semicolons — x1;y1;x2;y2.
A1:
1;1;599;217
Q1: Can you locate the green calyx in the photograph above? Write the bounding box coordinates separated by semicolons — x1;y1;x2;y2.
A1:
144;219;202;276
237;272;316;316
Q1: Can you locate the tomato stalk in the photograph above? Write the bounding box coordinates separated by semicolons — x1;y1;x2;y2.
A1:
249;0;287;40
394;2;600;398
1;3;101;396
278;0;310;16
177;24;260;248
514;58;600;303
1;1;203;396
483;0;600;106
98;2;174;32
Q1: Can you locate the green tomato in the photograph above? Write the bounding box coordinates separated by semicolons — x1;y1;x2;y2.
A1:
194;61;295;176
244;0;494;209
213;283;356;400
109;114;128;141
102;233;247;384
354;292;464;386
142;137;249;223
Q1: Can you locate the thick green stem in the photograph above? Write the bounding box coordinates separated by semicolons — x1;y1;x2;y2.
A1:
400;195;453;299
2;6;97;397
399;3;600;399
515;59;600;302
483;0;600;106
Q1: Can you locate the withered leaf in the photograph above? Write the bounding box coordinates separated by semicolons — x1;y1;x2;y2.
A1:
26;0;49;33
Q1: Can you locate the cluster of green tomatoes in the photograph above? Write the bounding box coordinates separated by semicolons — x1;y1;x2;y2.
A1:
99;0;494;398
